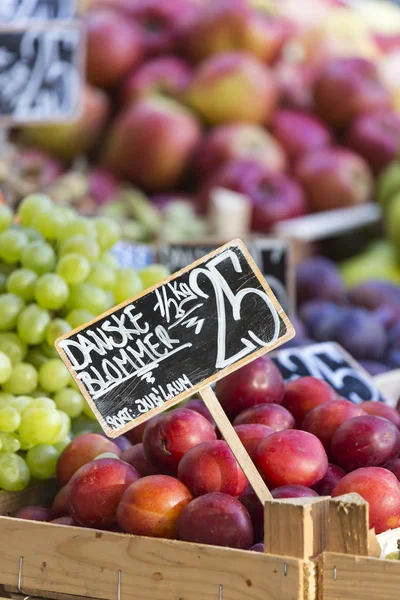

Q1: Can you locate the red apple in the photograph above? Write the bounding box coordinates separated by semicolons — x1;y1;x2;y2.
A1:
194;123;286;179
177;492;254;549
313;57;392;127
198;158;308;228
124;421;148;445
296;147;373;212
14;506;51;522
302;399;365;456
102;96;201;190
69;458;140;529
184;398;215;428
332;467;400;533
255;429;328;488
181;0;287;63
271;109;332;163
121;56;192;106
331;415;400;471
16;147;65;190
116;474;192;538
142;408;217;474
56;433;121;486
233;424;274;460
178;440;248;497
282;377;337;426
313;464;346;495
215;356;285;420
186;51;279;125
384;458;400;482
361;401;400;429
86;9;143;88
276;60;318;112
121;443;159;476
21;85;110;162
345;111;400;175
239;485;263;542
51;484;71;518
233;403;295;432
125;0;197;56
271;485;319;499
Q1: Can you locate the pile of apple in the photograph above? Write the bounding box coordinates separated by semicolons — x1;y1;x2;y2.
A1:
17;0;400;234
14;357;400;550
292;255;400;375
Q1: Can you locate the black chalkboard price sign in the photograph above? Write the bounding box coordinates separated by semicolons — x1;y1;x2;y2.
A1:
57;240;295;503
271;342;384;404
0;23;84;124
158;237;294;315
0;0;77;22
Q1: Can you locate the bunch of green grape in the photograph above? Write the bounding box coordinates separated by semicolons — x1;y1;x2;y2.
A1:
0;194;169;492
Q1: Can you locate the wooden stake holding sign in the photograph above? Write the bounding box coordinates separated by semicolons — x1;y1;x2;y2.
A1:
56;240;295;504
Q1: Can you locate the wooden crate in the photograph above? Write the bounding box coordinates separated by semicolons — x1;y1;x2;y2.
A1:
0;483;330;600
319;493;400;600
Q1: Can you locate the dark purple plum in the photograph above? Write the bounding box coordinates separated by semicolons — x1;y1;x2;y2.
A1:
333;308;387;361
348;280;400;310
358;360;390;376
300;301;343;342
239;485;264;542
387;349;400;369
313;464;345;495
388;321;400;350
296;257;345;305
250;542;264;552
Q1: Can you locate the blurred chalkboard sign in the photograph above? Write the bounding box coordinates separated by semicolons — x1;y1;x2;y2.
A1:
111;241;155;270
158;237;294;316
0;23;84;124
271;341;384;404
0;0;77;22
56;240;294;438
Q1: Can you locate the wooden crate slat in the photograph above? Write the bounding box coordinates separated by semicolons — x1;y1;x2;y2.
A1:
320;552;400;600
0;517;314;600
327;494;369;556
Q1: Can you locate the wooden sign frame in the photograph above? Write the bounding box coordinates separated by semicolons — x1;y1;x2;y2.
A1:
157;234;296;317
0;21;85;126
56;239;295;439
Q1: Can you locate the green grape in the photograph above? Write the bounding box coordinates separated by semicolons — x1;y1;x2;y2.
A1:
39;342;59;359
0;262;14;276
38;359;70;393
0;294;25;331
0;205;12;232
31;208;64;241
83;400;97;421
0;452;30;491
19;407;62;445
0;406;21;432
140;265;170;289
35;273;69;310
2;362;37;395
93;217;121;251
18;194;52;227
100;251;119;269
21;240;56;274
0;432;20;453
30;387;47;398
71;414;101;435
30;397;56;410
65;309;95;329
17;303;51;345
59;235;100;261
52;410;71;444
87;262;116;290
0;332;27;365
0;273;6;294
114;268;143;304
26;444;59;479
57;217;96;244
56;253;90;285
55;206;76;223
68;282;111;315
54;388;84;418
53;436;71;453
19;227;44;242
10;396;32;414
0;392;14;407
45;319;71;347
6;268;38;301
26;347;48;369
0;230;28;264
69;378;80;391
0;350;12;383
